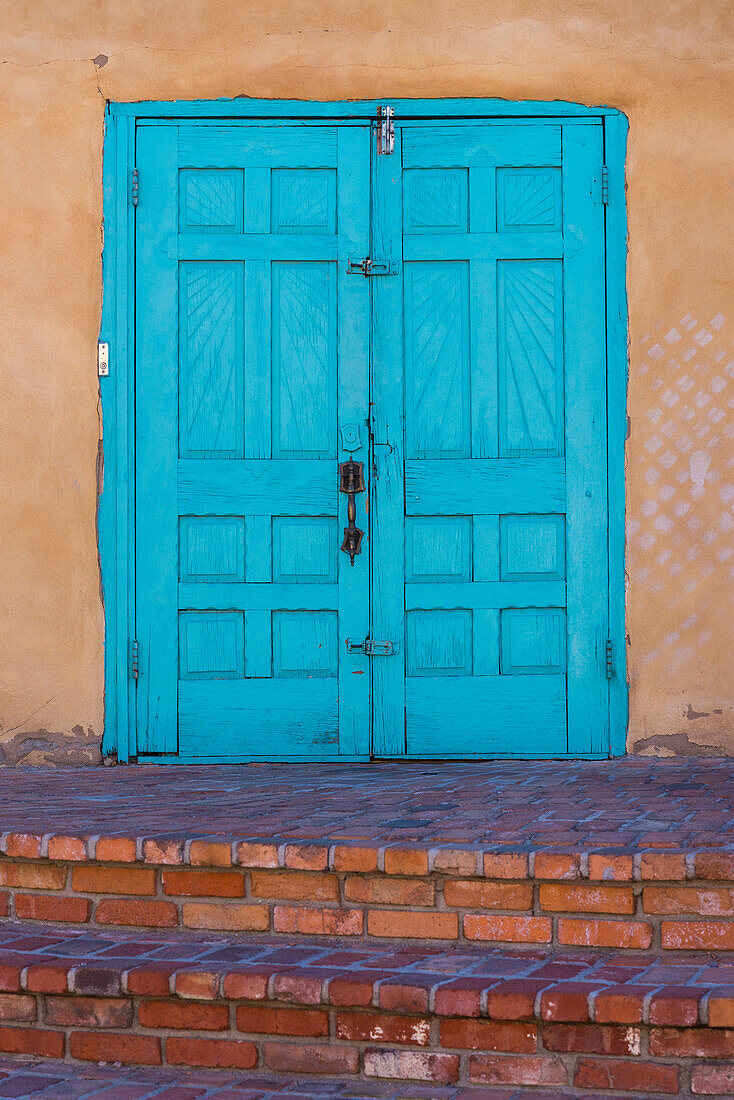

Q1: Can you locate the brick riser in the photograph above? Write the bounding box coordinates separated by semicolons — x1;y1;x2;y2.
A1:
1;948;733;1096
1;834;734;951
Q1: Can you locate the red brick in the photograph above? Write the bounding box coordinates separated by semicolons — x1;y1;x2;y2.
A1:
483;852;529;879
221;971;270;1001
332;845;379;873
45;996;132;1028
464;914;552;944
162;870;244;897
0;1026;64;1058
188;840;232;867
432;847;478;877
139;999;228;1031
383;847;429;876
167;1036;257;1069
649;986;702;1027
0;994;35;1021
644;886;734;915
345;874;435;907
271;972;324;1005
265;1042;359;1075
434;979;488;1018
327;974;376;1007
444;880;532;910
274;904;362;936
4;833;42;858
650;1027;734;1058
364;1049;459;1083
691;1064;734;1095
234;841;279;868
533;852;580;880
237;1005;329;1037
638;851;687;880
174;971;220;1001
72;865;156;895
283;843;329;870
0;964;22;992
704;988;734;1028
487;979;547;1021
661;920;734;950
182;902;269;931
379;979;433;1013
545;1023;641;1055
541;983;597;1022
15;893;91;923
48;835;87;861
694;852;734;881
557;918;652;949
593;986;648;1024
0;863;66;890
539;883;634;914
468;1054;567;1086
336;1010;430;1045
0;892;8;917
368;909;458;939
24;964;69;993
95;836;137;862
587;852;634;881
70;1031;161;1064
250;869;338;901
96;898;178;928
574;1057;679;1093
142;838;185;865
125;964;178;997
440;1019;536;1052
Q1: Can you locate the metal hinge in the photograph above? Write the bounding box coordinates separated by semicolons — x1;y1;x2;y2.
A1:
131;168;139;207
346;257;398;276
601;165;609;205
605;639;614;679
97;341;109;378
131;639;139;680
377;105;394;155
346;637;399;656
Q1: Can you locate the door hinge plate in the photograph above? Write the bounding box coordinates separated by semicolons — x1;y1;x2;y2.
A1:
605;639;614;679
131;168;139;207
346;637;399;656
347;257;398;276
97;341;109;377
377;105;394;155
601;165;609;205
131;639;139;680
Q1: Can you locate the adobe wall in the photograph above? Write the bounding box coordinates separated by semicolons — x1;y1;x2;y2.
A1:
0;1;732;762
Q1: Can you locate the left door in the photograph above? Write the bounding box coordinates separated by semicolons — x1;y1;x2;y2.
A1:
135;123;371;760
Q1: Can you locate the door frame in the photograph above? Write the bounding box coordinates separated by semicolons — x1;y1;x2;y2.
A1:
99;98;629;763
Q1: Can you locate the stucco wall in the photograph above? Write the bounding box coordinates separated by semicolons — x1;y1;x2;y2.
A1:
1;1;732;763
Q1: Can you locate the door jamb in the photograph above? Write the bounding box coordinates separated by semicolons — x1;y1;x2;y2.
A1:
99;99;629;762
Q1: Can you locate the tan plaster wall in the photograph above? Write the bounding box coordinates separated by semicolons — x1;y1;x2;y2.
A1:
0;1;732;763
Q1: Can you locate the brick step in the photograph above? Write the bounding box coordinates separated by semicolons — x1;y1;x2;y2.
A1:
0;1056;703;1100
2;832;734;953
0;921;733;1095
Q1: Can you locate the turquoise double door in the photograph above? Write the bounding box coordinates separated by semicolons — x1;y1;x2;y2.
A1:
135;116;610;760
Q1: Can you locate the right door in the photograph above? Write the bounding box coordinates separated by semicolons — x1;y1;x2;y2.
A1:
371;119;609;757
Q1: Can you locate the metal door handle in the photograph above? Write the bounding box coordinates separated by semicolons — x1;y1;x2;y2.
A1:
339;458;365;565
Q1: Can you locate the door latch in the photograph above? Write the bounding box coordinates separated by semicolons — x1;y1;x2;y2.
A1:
339;458;365;565
346;257;398;276
346;637;399;656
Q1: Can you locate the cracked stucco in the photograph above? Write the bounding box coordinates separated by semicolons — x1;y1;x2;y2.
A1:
0;0;732;762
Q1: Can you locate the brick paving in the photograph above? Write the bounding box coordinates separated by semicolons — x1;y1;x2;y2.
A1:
0;1057;671;1098
0;759;732;850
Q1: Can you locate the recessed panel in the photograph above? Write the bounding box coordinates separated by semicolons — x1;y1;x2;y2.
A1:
179;263;244;458
407;610;472;677
273;611;337;678
405;262;470;458
500;515;565;580
403;169;468;233
500;609;566;674
179;169;243;233
272;169;336;234
273;518;337;583
179;613;244;680
497;168;561;230
406;517;472;582
180;517;245;583
272;263;336;458
498;260;563;457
